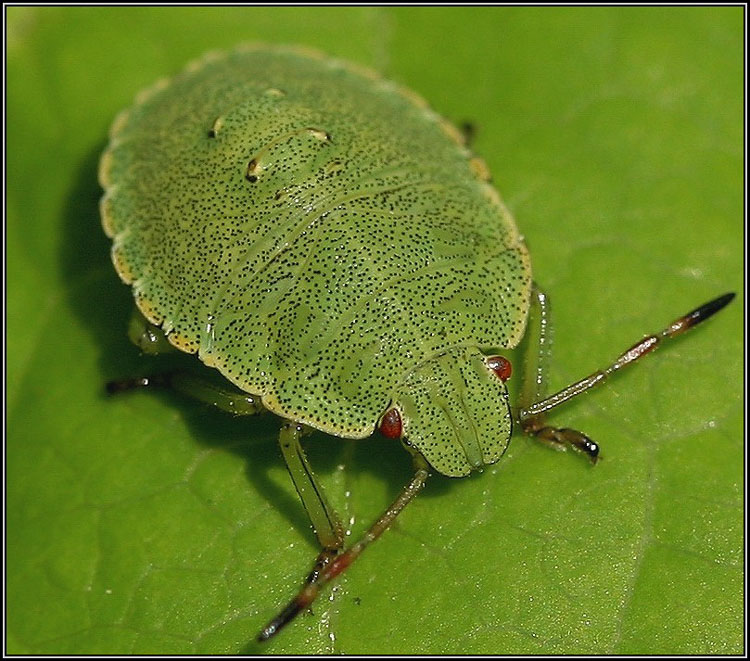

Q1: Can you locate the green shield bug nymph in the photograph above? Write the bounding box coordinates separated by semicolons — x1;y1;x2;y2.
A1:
99;44;734;642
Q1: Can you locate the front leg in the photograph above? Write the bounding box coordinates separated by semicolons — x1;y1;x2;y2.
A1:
516;283;600;463
277;423;346;583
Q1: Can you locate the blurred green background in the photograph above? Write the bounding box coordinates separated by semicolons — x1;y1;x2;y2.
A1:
7;6;743;655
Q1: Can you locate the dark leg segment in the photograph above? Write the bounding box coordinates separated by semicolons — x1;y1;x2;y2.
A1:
522;425;600;462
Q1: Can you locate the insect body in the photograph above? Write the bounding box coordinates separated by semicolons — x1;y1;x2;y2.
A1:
100;44;733;642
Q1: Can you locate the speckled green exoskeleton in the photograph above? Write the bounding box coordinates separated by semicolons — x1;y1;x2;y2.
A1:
99;44;734;641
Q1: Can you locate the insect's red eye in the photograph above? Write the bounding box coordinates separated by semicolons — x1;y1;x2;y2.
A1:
379;407;402;438
486;355;512;382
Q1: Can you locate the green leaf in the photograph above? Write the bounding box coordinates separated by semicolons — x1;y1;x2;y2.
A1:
7;6;742;655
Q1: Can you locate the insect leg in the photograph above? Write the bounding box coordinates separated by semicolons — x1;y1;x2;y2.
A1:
126;306;177;355
258;460;430;642
460;121;476;147
517;283;553;412
278;423;346;582
514;284;596;459
518;291;735;462
106;370;264;416
108;307;263;414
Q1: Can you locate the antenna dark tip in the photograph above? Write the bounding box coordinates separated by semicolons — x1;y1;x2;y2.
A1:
683;292;736;330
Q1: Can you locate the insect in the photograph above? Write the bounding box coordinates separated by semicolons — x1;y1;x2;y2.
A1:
99;44;734;642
